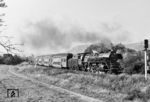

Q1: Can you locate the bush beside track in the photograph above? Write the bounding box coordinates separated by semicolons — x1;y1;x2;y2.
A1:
0;54;25;65
14;65;150;102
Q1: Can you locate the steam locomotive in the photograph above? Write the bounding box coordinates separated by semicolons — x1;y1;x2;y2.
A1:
35;51;123;74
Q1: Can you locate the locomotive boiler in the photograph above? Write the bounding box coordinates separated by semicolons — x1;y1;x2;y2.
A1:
68;51;123;74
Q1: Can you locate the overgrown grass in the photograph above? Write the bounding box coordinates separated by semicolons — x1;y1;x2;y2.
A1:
18;65;150;102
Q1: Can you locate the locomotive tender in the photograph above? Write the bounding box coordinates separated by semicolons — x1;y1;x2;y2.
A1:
35;51;123;74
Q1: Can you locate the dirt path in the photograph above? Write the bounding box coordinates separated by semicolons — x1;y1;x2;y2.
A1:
8;66;103;102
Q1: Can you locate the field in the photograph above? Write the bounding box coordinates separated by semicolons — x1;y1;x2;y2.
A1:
0;65;92;102
13;63;150;102
1;63;150;102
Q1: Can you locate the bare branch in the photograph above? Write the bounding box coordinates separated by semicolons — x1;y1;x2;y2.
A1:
0;1;17;54
0;36;23;54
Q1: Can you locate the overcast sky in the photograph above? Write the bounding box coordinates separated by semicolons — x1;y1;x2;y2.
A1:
1;0;150;55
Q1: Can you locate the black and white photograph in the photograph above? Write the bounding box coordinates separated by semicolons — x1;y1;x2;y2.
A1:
0;0;150;102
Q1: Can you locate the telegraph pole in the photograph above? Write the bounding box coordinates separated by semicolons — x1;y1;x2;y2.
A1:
144;39;148;80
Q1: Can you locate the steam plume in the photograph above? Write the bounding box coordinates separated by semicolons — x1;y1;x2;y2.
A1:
21;20;110;53
20;19;131;55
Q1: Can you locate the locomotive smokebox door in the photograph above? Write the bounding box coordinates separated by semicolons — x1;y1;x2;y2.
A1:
144;39;149;49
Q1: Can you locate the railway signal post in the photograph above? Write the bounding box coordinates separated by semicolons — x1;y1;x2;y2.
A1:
144;39;148;80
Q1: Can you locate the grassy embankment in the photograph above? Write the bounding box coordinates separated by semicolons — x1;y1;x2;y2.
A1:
15;64;150;102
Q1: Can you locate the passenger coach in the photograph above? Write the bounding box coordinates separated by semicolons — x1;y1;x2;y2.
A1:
51;53;73;68
36;53;73;68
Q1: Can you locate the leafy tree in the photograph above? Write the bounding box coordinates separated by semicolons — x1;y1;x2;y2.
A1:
3;54;14;65
0;55;3;64
84;42;112;53
112;43;126;53
122;50;145;74
13;55;24;64
2;54;24;65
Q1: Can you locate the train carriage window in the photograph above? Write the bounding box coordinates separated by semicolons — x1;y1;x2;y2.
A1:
61;58;66;62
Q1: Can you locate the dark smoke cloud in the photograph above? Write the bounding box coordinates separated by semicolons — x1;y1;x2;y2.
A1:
20;19;131;55
21;19;111;52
